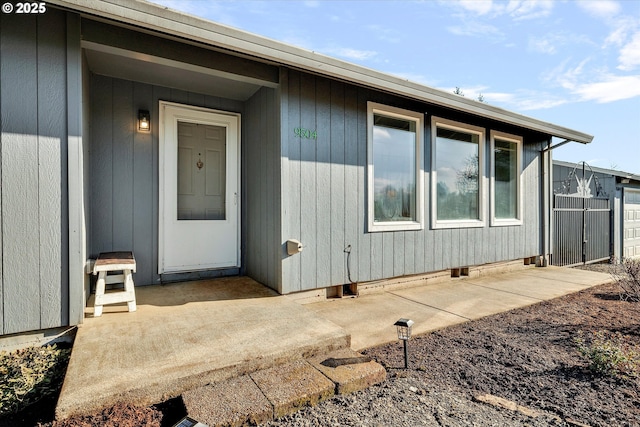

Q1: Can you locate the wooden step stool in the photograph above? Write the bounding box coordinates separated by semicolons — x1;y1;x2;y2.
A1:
92;251;137;317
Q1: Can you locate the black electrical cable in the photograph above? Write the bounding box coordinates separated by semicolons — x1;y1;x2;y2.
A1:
344;245;353;284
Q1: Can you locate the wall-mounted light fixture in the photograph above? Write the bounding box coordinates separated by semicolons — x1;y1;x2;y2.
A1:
138;110;150;132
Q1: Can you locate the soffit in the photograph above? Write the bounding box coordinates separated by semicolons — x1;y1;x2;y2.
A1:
84;44;263;101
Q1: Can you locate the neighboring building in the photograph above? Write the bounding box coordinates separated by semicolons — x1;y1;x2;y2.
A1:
0;0;593;337
553;160;640;265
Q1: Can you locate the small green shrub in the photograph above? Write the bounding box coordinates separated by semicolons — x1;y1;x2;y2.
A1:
0;344;71;416
575;330;640;379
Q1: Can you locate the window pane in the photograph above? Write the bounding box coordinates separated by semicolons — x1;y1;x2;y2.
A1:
373;114;416;222
435;127;479;220
177;121;227;220
494;139;517;219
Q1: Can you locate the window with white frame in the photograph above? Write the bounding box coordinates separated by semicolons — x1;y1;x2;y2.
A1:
367;102;424;232
431;117;485;228
491;130;522;225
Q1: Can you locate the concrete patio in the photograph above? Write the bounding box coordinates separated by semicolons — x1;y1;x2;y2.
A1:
56;265;614;421
56;277;350;419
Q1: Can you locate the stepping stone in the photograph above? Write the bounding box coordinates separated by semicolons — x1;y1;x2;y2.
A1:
250;359;334;418
307;348;387;394
182;375;272;427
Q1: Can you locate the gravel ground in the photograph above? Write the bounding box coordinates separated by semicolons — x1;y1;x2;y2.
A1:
263;376;565;427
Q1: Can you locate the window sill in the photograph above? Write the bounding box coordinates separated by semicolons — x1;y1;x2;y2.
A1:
432;219;485;229
491;218;523;227
368;221;424;232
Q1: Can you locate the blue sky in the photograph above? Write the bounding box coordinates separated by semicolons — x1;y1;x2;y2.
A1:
151;0;640;174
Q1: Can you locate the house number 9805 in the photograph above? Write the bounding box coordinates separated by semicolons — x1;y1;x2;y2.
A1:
294;127;317;139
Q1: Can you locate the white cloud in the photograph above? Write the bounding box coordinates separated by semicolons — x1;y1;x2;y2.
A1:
459;85;490;100
529;37;557;54
323;47;377;61
505;0;554;21
447;21;503;38
388;72;441;87
367;24;402;44
546;58;640;103
431;85;567;111
576;0;621;19
572;74;640;103
446;0;553;20
604;16;637;47
485;90;568;111
483;91;516;104
529;32;594;55
618;31;640;71
543;58;590;88
456;0;494;15
512;96;569;110
444;0;554;40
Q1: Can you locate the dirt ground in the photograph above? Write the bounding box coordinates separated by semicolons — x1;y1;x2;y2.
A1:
2;264;638;426
362;280;640;426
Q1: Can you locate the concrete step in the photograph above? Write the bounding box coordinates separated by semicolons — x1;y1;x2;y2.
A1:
182;349;386;427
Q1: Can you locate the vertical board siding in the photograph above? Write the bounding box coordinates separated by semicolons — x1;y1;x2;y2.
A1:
133;82;154;289
329;81;346;285
88;75;244;286
112;79;134;250
299;74;318;289
246;90;259;280
90;75;114;254
1;13;40;334
38;11;68;328
284;70;302;291
0;10;70;334
356;88;371;283
151;85;171;284
316;78;332;287
68;12;84;327
259;91;268;282
343;84;360;284
267;88;279;288
526;142;543;256
281;70;544;293
244;86;280;290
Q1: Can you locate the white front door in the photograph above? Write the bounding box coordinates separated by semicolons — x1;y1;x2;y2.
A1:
159;102;240;273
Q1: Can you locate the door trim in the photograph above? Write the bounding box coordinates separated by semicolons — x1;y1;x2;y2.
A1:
158;101;241;274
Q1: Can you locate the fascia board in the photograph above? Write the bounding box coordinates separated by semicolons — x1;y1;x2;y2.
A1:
51;0;593;144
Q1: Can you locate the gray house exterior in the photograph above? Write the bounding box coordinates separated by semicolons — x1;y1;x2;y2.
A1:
0;0;593;337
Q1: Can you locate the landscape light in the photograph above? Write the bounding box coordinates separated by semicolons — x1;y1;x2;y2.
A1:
172;416;208;427
394;318;414;369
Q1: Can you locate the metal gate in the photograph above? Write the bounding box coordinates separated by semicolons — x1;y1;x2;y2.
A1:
553;195;611;266
553;161;611;266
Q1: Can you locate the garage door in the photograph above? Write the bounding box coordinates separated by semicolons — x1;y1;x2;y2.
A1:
624;189;640;259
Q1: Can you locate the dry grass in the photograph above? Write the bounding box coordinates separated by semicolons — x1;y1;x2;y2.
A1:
0;344;70;416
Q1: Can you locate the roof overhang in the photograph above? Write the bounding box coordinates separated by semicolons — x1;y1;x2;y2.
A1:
50;0;593;144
